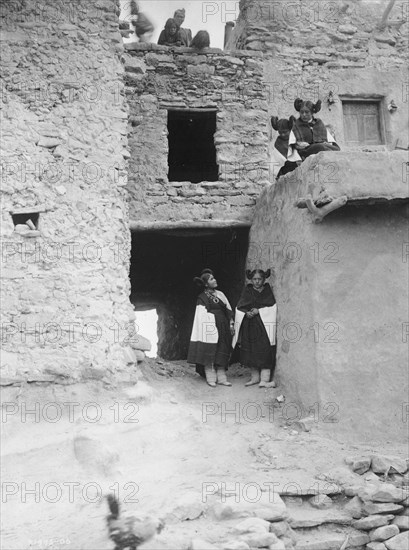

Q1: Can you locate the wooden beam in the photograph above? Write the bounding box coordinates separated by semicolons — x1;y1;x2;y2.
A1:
129;219;251;231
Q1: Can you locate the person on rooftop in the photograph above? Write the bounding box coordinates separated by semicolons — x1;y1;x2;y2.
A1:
190;30;210;49
173;8;192;46
158;18;182;47
287;98;340;163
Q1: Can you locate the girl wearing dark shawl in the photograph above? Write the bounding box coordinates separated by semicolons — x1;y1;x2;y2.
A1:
187;269;234;387
233;269;277;387
270;115;298;179
158;18;182;46
287;98;340;163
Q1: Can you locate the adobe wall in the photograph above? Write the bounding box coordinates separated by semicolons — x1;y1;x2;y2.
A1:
229;0;409;174
249;151;409;442
0;0;136;384
123;43;270;225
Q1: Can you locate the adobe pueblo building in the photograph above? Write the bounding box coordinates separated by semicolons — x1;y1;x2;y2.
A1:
0;0;408;441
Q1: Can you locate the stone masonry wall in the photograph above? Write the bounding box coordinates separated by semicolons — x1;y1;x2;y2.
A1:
123;43;270;225
0;0;136;384
228;0;409;167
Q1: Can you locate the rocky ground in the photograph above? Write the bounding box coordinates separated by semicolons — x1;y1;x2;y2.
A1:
1;360;408;550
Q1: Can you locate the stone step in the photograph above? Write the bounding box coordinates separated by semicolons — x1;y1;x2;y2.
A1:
288;506;352;529
294;527;370;550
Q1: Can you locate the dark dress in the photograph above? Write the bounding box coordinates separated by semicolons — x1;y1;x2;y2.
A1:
187;291;233;373
237;284;276;371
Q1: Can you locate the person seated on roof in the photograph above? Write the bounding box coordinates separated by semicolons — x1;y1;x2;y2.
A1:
287;98;340;164
270;115;298;179
173;8;192;46
158;18;182;46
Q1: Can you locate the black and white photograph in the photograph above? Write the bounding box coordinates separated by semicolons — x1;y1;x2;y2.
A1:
1;0;408;549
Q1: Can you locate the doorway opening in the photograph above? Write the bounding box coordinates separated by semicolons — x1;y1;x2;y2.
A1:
134;308;158;358
167;109;218;183
129;227;249;360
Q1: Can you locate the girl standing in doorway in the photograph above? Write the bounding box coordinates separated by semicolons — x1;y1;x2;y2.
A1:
233;269;277;387
187;269;234;387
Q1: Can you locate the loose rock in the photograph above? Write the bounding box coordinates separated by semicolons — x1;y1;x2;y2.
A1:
170;495;205;521
240;532;278;547
308;494;333;510
370;525;400;541
233;518;270;534
352;514;394;530
348;532;370;546
359;484;407;503
363;503;404;516
384;531;409;549
345;456;372;474
345;496;363;518
371;456;408;475
367;543;387;550
392;516;409;531
269;521;288;537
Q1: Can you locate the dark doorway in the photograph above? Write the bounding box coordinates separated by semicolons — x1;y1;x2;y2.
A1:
130;227;249;360
167;110;218;183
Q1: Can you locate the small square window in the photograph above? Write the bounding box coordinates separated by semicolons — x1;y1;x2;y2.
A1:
342;100;384;145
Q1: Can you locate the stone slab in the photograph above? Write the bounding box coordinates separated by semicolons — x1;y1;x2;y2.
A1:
288;507;352;528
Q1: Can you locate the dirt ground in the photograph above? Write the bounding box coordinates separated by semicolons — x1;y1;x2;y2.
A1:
1;360;407;550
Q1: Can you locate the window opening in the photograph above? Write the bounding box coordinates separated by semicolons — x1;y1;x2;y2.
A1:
167;110;218;183
342;100;384;145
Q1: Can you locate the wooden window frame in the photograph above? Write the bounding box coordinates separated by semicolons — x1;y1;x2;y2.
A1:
340;96;386;146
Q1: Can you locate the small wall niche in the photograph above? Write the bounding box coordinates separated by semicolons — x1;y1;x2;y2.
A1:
11;212;40;229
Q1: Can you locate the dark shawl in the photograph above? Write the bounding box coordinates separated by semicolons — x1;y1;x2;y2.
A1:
237;283;276;312
292;117;328;144
235;283;277;370
187;290;232;368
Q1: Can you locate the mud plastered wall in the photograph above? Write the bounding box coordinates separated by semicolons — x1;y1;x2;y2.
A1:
229;0;409;160
123;43;270;225
249;151;409;442
0;0;136;383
